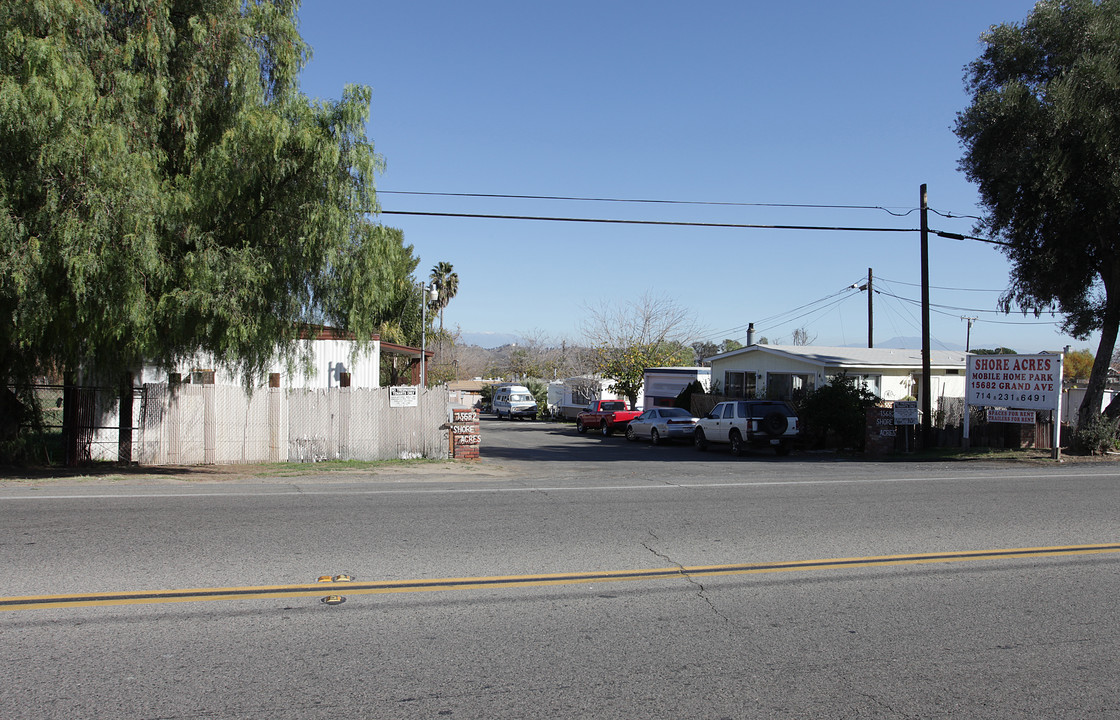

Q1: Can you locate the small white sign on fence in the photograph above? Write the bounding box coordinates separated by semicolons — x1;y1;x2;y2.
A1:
893;401;919;425
389;386;419;408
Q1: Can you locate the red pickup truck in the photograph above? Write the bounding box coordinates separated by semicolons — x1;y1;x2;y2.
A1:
576;400;642;437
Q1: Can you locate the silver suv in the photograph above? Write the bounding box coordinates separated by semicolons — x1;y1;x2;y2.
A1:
693;400;800;456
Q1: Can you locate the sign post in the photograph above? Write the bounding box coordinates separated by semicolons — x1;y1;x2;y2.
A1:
964;353;1063;459
894;400;918;453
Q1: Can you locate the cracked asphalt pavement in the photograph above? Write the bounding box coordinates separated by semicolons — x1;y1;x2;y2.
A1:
2;415;1119;719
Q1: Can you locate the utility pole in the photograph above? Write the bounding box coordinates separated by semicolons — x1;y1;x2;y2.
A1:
866;267;874;348
420;283;427;388
419;282;438;387
920;184;932;448
850;273;874;347
963;316;977;352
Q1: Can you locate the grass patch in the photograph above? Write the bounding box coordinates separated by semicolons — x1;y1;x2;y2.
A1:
889;447;1059;462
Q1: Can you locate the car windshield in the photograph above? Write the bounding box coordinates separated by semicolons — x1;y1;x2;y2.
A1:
660;408;693;418
600;402;625;411
511;394;532;401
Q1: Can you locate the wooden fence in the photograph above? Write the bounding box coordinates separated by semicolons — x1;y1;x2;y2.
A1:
125;384;451;465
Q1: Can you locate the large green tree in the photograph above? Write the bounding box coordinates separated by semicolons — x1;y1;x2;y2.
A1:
955;0;1120;434
1;0;400;391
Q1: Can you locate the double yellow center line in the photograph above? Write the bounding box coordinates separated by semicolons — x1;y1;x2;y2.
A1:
3;543;1117;612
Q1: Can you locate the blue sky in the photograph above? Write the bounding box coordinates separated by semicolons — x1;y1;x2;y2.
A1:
296;1;1090;354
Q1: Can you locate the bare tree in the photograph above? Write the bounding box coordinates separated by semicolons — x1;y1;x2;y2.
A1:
581;292;701;349
790;327;817;346
581;292;702;406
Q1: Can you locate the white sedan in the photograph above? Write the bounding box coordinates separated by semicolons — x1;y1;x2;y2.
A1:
625;407;699;445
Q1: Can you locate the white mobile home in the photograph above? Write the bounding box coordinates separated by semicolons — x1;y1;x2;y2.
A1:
642;367;711;409
136;328;385;389
706;345;967;406
557;376;635;419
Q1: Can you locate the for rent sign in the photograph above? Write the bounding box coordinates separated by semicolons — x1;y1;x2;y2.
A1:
966;354;1060;411
986;409;1036;424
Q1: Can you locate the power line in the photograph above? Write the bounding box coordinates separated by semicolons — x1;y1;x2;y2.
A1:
380;210;918;234
380;208;1006;246
928;206;983;222
702;282;864;342
380;190;920;216
754;284;863;327
385;191;988;225
873;288;965;352
876;275;1003;293
875;288;1062;325
755;294;857;337
874;288;1010;315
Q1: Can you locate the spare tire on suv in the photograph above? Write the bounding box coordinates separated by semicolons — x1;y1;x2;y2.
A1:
761;410;788;436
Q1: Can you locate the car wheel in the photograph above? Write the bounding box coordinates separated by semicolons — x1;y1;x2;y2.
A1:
651;428;661;446
601;421;613;437
626;425;636;441
694;428;708;451
576;420;587;434
730;430;745;457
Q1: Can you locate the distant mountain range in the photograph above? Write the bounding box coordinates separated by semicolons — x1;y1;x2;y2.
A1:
460;331;523;348
460;332;970;352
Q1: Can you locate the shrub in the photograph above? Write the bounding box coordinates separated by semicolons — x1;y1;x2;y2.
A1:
797;374;879;450
523;378;548;417
1073;413;1118;455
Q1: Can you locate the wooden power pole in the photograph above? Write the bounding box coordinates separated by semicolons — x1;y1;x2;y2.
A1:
920;185;932;448
867;267;873;348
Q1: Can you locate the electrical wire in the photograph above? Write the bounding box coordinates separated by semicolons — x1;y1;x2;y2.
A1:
385;191;988;226
381;208;1006;247
872;287;960;352
875;288;1063;326
929;206;983;222
875;275;1004;293
380;210;918;234
875;288;1025;315
703;284;861;340
380;190;921;217
754;294;857;337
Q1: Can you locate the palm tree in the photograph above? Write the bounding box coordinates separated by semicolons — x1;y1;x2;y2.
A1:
429;262;459;336
429;262;459;368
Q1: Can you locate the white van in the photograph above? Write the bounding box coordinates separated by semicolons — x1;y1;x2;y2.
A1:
493;384;537;421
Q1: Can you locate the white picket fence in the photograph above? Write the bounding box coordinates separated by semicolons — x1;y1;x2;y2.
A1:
133;384;450;465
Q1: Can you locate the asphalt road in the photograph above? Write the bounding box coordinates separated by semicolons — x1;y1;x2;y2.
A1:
2;416;1119;719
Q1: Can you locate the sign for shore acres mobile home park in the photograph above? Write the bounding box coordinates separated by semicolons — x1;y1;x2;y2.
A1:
966;354;1061;411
